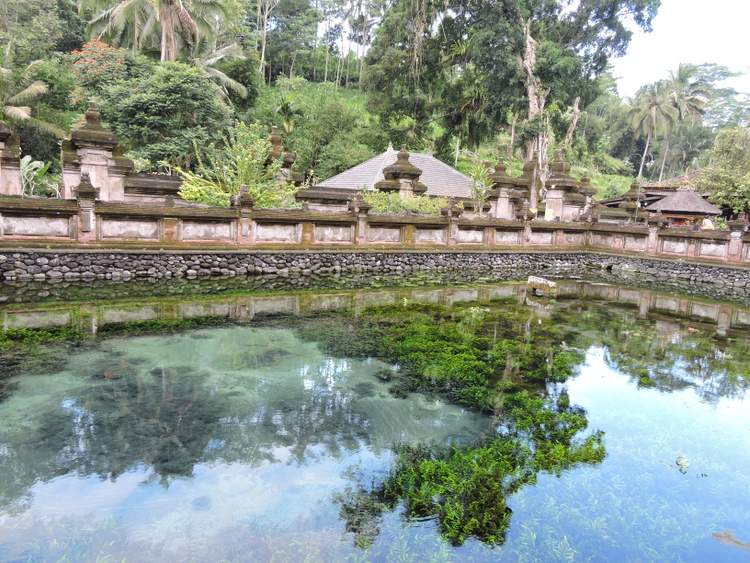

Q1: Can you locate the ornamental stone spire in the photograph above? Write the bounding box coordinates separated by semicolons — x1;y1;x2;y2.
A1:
374;146;427;198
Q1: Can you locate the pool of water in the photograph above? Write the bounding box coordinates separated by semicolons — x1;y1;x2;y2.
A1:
0;281;749;561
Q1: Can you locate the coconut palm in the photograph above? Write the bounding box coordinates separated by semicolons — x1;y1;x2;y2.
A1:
668;64;709;122
189;42;248;100
653;65;709;180
79;0;230;62
628;82;678;179
81;0;156;55
1;60;65;138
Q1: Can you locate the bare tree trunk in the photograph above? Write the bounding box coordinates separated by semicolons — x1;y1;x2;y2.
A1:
160;4;177;62
508;114;517;160
258;0;280;74
638;132;651;179
659;138;669;181
563;96;581;147
519;19;549;214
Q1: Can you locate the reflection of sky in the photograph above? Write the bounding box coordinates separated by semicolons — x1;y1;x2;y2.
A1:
1;320;749;560
499;348;750;562
0;326;487;561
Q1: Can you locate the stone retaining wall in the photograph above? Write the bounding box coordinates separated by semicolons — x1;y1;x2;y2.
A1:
1;249;749;300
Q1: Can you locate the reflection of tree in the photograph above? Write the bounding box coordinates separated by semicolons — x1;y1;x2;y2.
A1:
562;305;750;401
0;325;484;515
337;392;605;548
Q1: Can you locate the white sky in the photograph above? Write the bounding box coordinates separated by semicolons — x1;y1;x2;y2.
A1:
612;0;750;98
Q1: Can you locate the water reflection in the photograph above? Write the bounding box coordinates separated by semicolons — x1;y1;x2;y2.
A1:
0;281;749;561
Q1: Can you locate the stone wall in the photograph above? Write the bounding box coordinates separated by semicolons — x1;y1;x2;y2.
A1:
1;249;749;300
3;280;749;335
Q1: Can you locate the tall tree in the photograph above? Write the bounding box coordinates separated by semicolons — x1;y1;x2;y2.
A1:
628;82;677;179
80;0;230;61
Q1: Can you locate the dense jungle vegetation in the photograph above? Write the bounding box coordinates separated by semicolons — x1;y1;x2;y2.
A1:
1;0;749;208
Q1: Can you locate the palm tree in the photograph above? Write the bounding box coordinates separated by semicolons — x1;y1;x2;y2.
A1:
1;61;65;138
628;82;678;179
80;0;230;62
668;64;708;121
655;64;709;180
189;42;248;101
81;0;156;55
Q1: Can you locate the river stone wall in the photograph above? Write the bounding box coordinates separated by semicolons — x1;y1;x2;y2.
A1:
1;249;749;300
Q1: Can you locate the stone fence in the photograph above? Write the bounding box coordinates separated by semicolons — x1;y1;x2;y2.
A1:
1;188;749;267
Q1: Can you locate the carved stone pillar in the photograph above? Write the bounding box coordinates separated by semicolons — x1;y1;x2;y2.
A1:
75;173;98;243
232;185;255;245
489;163;520;220
727;219;748;262
647;213;666;254
62;103;133;201
441;198;462;246
544;151;585;221
0;123;22;197
348;193;371;245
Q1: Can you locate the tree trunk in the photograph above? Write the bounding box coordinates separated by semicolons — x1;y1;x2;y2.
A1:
160;4;177;62
659;138;669;181
563;96;581;147
637;132;651;179
519;19;549;213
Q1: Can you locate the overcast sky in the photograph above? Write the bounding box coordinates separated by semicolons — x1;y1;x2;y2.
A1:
611;0;750;98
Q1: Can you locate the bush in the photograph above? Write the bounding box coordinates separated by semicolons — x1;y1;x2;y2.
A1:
69;39;127;93
98;62;232;170
179;122;298;208
362;191;449;215
251;78;387;179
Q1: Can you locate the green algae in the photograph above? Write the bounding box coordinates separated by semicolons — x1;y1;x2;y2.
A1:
315;302;604;547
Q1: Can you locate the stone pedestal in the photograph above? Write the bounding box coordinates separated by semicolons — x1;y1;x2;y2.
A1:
232;186;255;245
75;173;98;243
348;194;371;245
0;123;22;197
727;219;748;262
441;199;462;246
544;151;585;221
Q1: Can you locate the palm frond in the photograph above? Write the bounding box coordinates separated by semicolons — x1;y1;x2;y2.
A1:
8;81;49;105
204;67;247;98
28;118;67;138
3;105;32;121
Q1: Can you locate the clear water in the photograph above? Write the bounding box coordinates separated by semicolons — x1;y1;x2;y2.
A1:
0;282;749;562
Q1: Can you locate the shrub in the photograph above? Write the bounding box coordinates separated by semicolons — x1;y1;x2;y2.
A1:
362;191;449;215
98;62;232;170
179;122;298;208
69;39;127;92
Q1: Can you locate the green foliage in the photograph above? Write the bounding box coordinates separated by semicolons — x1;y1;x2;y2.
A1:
179;122;297;208
213;55;262;110
698;127;750;214
362;192;448;215
0;0;83;65
98;62;232;169
251;78;387;180
68;39;127;93
20;155;60;197
332;301;605;548
339;389;604;547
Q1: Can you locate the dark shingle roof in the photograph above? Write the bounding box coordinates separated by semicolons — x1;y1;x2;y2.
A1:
645;189;720;215
316;146;474;198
